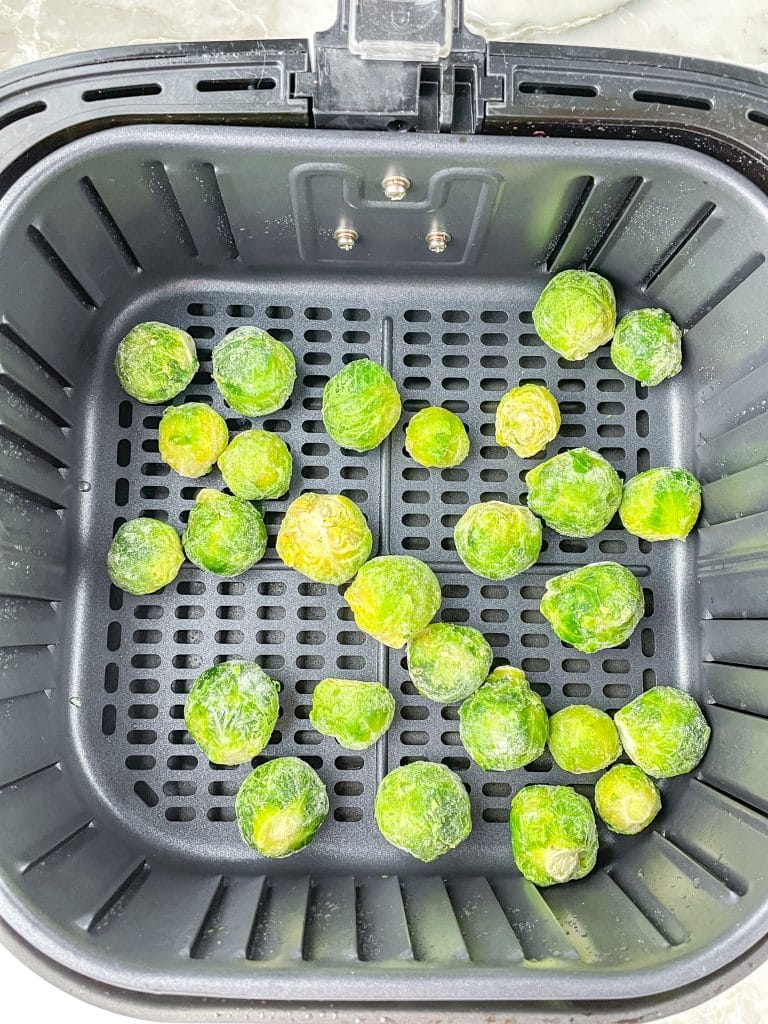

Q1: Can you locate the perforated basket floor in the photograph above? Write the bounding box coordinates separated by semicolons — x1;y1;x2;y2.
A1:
1;125;768;1006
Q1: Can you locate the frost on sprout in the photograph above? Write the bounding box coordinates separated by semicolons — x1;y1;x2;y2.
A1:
407;623;493;704
276;492;372;585
459;665;549;770
547;705;622;774
619;468;701;542
375;762;472;862
158;402;229;478
614;686;711;778
510;785;598;887
182;489;267;576
184;660;279;765
310;678;395;750
344;555;441;648
235;757;329;858
114;321;198;404
532;270;616;360
218;429;293;500
107;517;184;595
495;384;561;458
525;447;622;538
453;501;542;580
212;327;296;416
405;406;470;468
540;561;644;653
594;764;661;835
611;308;682;386
322;358;401;452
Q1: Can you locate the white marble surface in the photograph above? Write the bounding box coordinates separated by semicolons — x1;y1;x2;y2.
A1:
0;2;766;1023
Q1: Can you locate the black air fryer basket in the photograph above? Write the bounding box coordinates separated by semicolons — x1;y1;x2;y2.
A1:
2;2;768;1020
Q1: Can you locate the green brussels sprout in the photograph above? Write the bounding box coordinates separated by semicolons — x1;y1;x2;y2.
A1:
184;661;279;765
276;492;372;585
540;561;644;653
611;308;682;386
212;327;296;416
407;623;493;703
375;762;471;863
182;488;266;576
510;785;598;887
532;270;616;361
459;665;549;770
495;384;561;458
405;406;470;468
114;322;198;404
235;757;329;858
310;678;395;750
525;448;622;538
107;517;183;595
344;555;441;648
594;764;661;835
619;468;701;542
322;359;401;452
547;705;622;774
454;501;542;580
218;429;292;500
158;402;229;478
614;686;711;779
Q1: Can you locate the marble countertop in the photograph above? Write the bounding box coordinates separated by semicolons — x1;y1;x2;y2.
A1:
0;2;766;1023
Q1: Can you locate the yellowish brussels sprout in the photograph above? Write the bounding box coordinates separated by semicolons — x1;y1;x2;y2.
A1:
619;468;701;542
526;447;622;538
107;517;184;595
405;406;470;468
454;501;542;580
235;757;329;858
532;270;616;360
158;402;229;478
212;327;296;416
614;686;711;779
459;665;548;770
547;705;622;774
310;678;395;750
182;489;266;576
594;764;661;835
322;359;401;452
407;623;492;703
344;555;441;648
115;322;198;404
540;561;644;653
276;492;372;585
611;308;682;386
510;785;598;886
495;384;561;458
218;429;292;500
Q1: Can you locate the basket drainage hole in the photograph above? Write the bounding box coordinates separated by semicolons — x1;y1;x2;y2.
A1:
134;781;159;807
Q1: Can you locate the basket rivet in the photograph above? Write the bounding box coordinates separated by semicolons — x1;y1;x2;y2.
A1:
334;227;359;251
426;230;451;254
382;174;411;201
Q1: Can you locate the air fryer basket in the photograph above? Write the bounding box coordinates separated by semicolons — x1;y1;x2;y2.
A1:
3;8;768;1023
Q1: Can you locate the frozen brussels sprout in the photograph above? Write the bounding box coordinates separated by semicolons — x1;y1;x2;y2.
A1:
218;429;292;500
594;764;661;835
310;678;395;750
345;555;441;648
619;468;701;542
548;705;622;774
184;660;279;765
405;406;470;468
526;447;622;538
322;358;401;452
182;488;266;576
614;686;711;779
212;327;296;416
114;322;198;404
495;384;561;458
454;501;542;580
459;665;549;770
276;492;372;585
158;402;229;478
235;757;329;858
375;762;471;863
611;308;682;386
510;785;598;887
107;517;184;595
532;270;616;361
540;561;644;653
407;623;493;704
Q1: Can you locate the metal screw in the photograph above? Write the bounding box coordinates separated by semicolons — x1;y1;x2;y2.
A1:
382;174;411;201
426;230;451;254
334;227;358;251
